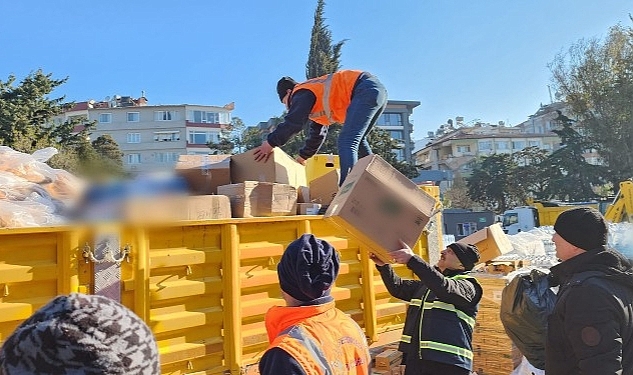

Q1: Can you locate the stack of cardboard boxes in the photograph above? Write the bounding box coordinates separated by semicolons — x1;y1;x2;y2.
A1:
372;348;404;375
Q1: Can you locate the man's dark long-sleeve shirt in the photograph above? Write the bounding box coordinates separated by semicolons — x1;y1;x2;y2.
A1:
266;89;327;160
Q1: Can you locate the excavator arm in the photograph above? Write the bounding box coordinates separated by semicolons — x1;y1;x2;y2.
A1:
604;180;633;223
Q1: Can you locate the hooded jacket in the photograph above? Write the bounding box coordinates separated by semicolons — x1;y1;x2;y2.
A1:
546;249;633;375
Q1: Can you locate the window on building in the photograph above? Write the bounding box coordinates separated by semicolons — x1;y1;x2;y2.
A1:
99;113;112;123
457;222;478;237
389;130;404;140
456;145;471;153
378;113;403;126
155;152;180;163
478;141;492;150
126;153;141;164
512;141;525;150
127;112;140;122
188;131;220;144
529;140;541;147
154;131;180;142
495;141;509;150
154;111;179;121
126;133;141;143
188;110;220;124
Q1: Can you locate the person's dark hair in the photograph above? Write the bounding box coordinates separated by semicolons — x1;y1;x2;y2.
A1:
276;76;298;102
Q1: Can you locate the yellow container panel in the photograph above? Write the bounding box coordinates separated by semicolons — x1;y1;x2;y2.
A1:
305;154;340;183
0;211;438;374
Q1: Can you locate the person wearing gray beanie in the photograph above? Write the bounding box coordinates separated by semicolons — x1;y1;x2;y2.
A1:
259;234;370;375
546;207;633;374
369;241;482;375
0;293;160;375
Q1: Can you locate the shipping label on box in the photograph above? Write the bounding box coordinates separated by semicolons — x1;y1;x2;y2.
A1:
324;155;437;263
458;223;513;264
217;181;297;218
230;148;306;188
174;154;231;195
309;169;340;206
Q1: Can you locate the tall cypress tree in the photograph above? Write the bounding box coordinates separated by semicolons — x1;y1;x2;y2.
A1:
305;0;346;79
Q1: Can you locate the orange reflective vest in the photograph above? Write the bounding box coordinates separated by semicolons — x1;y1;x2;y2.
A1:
265;301;370;375
292;70;363;126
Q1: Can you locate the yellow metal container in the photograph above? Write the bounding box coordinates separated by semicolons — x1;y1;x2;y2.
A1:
0;214;435;374
305;154;340;184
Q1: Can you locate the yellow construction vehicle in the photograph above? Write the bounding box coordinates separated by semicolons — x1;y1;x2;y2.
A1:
604;180;633;223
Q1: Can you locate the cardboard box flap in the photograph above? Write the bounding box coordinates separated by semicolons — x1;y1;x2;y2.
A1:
230;148;306;188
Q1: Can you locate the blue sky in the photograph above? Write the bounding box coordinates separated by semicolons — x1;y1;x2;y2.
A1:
1;1;631;141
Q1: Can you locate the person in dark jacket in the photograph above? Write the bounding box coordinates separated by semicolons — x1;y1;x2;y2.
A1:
546;207;633;374
370;241;482;375
254;70;387;186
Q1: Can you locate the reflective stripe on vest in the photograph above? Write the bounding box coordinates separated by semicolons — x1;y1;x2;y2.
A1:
410;298;422;307
419;341;473;360
423;301;476;328
281;325;334;374
309;74;335;124
401;334;412;344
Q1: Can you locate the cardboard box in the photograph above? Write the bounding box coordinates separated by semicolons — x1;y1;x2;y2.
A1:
230;148;306;188
375;349;402;369
324;155;437;264
174;154;231;195
124;194;231;223
309;169;340;205
297;203;322;215
458;223;513;264
217;181;297;218
297;186;310;203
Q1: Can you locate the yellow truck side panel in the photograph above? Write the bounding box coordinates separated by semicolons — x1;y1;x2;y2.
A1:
0;215;434;374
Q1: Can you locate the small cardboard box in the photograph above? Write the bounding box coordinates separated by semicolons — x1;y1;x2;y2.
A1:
309;169;340;205
324;155;437;263
375;349;403;369
174;154;231;195
124;194;231;223
458;223;513;264
297;203;322;215
217;181;297;218
297;186;310;203
230;148;306;188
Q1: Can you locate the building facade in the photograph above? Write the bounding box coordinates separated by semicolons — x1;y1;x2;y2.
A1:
60;96;233;173
414;107;566;192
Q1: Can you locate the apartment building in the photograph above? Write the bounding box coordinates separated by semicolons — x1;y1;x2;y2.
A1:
254;99;420;163
60;95;233;173
413;102;592;192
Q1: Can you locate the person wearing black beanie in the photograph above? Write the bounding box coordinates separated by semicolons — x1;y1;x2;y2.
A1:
259;234;370;375
369;241;482;375
546;207;633;374
254;70;388;186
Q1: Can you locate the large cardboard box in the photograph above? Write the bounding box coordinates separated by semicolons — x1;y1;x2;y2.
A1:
230;148;306;188
124;194;231;223
458;223;513;264
174;155;231;195
217;181;297;218
324;155;437;263
309;169;340;205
